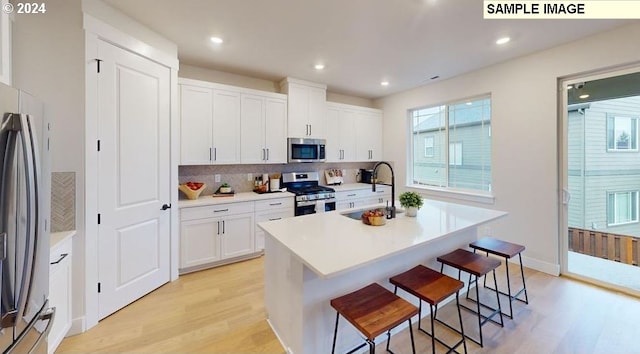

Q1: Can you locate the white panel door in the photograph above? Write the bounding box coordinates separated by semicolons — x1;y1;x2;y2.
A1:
240;94;265;164
212;89;241;164
264;97;287;163
97;40;170;319
180;85;213;164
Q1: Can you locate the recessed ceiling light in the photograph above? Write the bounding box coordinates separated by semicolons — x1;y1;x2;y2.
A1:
314;64;325;70
210;37;224;44
496;37;510;45
579;94;590;99
381;81;389;86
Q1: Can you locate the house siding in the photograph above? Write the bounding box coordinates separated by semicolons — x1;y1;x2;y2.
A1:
568;96;640;237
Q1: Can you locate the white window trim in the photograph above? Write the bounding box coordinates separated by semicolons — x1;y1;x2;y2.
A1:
406;184;495;205
607;190;639;226
424;136;434;157
606;115;638;152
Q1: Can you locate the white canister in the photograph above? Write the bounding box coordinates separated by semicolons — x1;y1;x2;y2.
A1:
270;178;280;191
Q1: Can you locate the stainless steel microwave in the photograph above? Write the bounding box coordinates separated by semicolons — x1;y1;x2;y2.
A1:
288;138;326;163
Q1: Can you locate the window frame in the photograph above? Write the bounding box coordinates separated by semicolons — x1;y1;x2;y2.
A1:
607;190;640;226
407;94;492;203
606;114;638;152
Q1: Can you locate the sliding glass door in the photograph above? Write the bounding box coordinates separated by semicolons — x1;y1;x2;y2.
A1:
561;67;640;295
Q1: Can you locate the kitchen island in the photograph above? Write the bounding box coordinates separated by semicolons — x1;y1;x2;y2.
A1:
259;199;507;354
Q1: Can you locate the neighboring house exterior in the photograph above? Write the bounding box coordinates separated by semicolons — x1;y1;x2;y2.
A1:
568;96;640;237
411;99;492;192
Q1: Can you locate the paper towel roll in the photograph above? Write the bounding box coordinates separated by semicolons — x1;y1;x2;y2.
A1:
315;200;325;213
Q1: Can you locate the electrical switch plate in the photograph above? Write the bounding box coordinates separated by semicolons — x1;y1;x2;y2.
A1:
247;173;253;181
215;174;221;183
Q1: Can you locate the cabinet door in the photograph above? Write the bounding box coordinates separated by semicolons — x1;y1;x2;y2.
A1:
212;89;241;164
339;109;357;161
180;218;220;269
335;200;355;211
180;85;213;164
48;241;72;354
356;110;383;161
325;105;342;162
307;86;326;138
220;213;255;259
240;94;266;164
255;208;294;250
264;97;287;163
287;84;309;137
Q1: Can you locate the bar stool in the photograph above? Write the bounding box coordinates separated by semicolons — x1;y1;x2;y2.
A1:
389;265;467;354
469;237;529;319
330;283;418;354
437;249;503;347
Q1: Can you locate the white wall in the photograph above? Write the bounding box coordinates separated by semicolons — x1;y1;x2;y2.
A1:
376;22;640;275
11;0;86;327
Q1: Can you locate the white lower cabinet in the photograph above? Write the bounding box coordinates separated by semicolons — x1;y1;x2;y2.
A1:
49;236;73;354
179;197;295;274
180;201;255;273
335;186;391;211
254;197;294;251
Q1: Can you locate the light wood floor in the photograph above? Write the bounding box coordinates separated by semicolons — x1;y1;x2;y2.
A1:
57;256;640;353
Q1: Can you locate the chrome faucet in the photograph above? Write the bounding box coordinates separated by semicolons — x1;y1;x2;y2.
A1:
372;161;396;218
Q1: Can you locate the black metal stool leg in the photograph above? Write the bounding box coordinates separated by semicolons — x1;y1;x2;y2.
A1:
429;304;436;354
492;270;504;327
505;259;513;318
456;293;468;354
519;253;529;304
332;311;340;354
474;275;484;347
408;319;416;354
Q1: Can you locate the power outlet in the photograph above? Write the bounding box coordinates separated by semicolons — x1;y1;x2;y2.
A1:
214;174;221;183
247;173;253;181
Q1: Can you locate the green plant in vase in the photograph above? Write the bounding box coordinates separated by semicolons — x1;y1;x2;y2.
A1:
399;191;423;217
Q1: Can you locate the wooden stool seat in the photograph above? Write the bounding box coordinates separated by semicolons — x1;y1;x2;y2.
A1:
469;237;529;319
437;248;501;277
469;237;525;259
437;249;503;347
390;265;467;354
330;283;418;353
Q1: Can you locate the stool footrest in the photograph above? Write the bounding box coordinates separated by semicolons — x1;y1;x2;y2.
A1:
459;301;504;327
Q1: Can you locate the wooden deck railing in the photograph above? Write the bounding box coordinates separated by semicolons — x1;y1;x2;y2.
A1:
568;227;639;266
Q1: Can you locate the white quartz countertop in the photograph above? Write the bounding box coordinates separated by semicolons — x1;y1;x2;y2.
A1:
323;183;389;192
178;191;295;208
259;200;507;278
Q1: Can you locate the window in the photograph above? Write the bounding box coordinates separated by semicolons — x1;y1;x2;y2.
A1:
410;96;491;192
424;136;434;157
607;115;638;151
449;142;462;166
607;191;639;226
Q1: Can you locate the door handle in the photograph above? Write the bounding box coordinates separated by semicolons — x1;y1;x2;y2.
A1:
50;253;68;265
266;148;269;161
309;124;312;136
161;203;172;210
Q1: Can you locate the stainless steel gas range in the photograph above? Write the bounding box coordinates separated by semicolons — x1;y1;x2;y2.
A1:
281;172;336;216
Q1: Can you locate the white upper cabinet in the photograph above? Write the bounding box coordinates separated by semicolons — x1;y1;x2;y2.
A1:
280;78;326;139
355;109;383;161
180;85;213;164
240;93;287;164
326;103;356;162
178;79;242;165
212;89;241;164
0;6;11;85
326;102;383;162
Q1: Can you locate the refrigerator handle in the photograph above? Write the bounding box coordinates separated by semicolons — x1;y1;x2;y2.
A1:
15;114;39;319
5;303;55;354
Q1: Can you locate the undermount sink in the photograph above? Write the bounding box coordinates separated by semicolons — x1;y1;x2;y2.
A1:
341;207;404;220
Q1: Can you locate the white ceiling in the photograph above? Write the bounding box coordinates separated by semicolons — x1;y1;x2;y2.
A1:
104;0;633;99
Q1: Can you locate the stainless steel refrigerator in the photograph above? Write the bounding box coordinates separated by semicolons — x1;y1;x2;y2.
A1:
0;82;53;354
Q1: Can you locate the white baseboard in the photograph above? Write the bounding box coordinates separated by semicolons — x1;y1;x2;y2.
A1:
521;255;560;276
266;319;294;354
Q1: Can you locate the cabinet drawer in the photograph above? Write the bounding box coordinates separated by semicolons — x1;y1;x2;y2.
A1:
50;237;72;265
336;189;370;199
181;201;254;221
255;197;294;211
